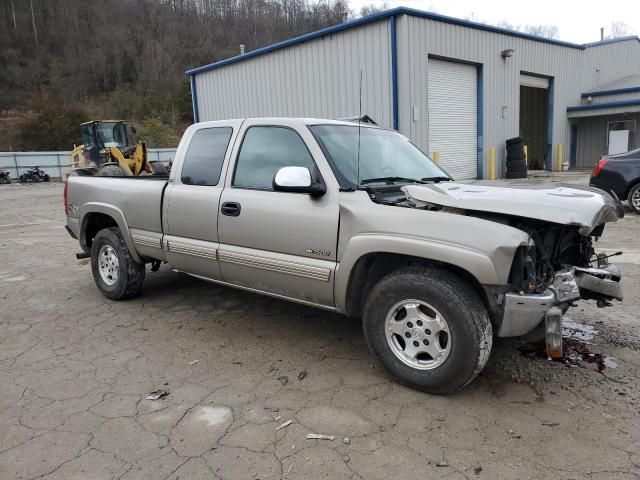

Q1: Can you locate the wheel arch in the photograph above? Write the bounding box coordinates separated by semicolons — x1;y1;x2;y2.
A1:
340;251;495;321
79;203;143;264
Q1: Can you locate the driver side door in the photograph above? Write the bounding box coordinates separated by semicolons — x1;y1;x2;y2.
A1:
217;120;339;307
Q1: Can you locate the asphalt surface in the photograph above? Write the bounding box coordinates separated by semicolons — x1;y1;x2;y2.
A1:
1;182;639;480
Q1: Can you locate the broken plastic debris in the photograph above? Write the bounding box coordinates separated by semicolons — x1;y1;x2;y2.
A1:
306;433;335;441
342;437;351;445
146;389;169;401
189;360;199;365
278;375;289;385
298;370;307;381
276;420;293;431
435;460;448;467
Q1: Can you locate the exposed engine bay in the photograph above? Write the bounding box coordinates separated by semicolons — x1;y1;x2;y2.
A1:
366;184;624;309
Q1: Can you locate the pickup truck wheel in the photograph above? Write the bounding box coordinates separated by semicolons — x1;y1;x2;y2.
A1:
91;227;145;300
363;266;492;394
628;183;640;213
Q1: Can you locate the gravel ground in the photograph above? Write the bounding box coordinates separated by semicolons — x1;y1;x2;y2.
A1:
1;182;639;480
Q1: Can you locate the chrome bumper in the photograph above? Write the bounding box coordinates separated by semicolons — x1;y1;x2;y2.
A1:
498;264;622;338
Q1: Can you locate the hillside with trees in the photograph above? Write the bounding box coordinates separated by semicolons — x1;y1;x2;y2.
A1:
0;0;350;150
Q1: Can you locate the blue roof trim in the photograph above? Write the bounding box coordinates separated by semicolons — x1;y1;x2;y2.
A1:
583;36;640;47
567;99;640;112
581;86;640;98
185;7;594;76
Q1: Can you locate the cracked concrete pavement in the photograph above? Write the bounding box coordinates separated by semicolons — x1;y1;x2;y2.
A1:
1;182;639;479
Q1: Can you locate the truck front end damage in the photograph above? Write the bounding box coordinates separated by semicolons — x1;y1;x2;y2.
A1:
500;221;622;357
400;181;624;358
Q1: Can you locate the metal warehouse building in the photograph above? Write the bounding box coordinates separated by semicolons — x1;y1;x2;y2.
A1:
186;7;640;179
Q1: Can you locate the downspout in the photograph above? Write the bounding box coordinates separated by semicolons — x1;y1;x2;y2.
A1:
390;15;399;131
190;74;200;123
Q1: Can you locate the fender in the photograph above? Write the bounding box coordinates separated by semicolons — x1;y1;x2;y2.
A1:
79;202;144;264
334;232;527;313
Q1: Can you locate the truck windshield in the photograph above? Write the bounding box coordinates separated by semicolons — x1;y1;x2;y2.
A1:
308;125;451;188
95;122;127;148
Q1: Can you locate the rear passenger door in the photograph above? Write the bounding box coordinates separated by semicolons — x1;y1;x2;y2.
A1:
162;121;241;278
217;119;340;307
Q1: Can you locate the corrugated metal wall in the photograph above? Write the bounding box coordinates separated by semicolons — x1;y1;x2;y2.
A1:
398;15;640;175
192;12;640;177
575;113;640;167
194;20;392;128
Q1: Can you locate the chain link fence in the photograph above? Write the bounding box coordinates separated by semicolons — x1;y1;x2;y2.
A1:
0;149;177;180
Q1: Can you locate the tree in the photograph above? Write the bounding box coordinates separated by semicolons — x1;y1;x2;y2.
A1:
17;97;88;151
497;21;559;39
139;117;180;148
607;21;634;39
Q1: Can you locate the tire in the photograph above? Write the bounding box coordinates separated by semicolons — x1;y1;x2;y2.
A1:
362;266;493;394
44;174;50;182
505;170;527;179
90;227;145;300
506;162;527;172
628;183;640;214
151;163;170;176
506;136;524;146
506;152;526;162
506;145;524;157
19;174;26;183
98;164;126;176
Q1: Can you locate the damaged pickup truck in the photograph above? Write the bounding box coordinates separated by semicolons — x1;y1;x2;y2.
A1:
65;118;624;393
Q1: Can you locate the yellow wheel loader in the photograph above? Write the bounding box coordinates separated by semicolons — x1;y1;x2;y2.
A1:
70;120;162;176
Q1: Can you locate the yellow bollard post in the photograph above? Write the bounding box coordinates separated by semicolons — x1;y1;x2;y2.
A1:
489;147;496;180
523;145;528;166
433;151;440;164
556;144;563;171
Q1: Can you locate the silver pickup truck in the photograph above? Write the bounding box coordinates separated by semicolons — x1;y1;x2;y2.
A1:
65;118;624;393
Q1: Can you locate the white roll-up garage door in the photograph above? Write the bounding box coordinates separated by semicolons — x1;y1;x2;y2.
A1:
428;58;478;180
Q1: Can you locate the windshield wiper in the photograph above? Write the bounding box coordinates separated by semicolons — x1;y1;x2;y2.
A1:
360;176;426;185
421;176;453;183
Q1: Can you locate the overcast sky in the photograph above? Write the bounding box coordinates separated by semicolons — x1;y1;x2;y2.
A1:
347;0;640;44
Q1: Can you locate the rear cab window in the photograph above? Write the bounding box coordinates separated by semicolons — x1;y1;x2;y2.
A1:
181;127;233;186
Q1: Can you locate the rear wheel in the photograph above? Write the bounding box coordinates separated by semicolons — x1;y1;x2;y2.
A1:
98;164;126;176
628;183;640;213
362;266;493;394
91;227;145;300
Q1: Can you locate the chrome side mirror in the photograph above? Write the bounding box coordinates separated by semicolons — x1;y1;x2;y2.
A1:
273;166;325;196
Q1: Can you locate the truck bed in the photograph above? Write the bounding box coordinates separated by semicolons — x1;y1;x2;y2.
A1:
67;175;167;236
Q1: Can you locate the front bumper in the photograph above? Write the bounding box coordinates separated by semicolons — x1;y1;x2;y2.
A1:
498;263;623;338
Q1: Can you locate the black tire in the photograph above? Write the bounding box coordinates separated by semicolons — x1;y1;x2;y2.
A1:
19;174;26;183
90;227;145;300
506;162;527;172
628;183;640;214
151;162;170;176
506;152;526;162
506;157;526;166
43;174;50;182
506;136;524;146
506;145;524;156
505;170;527;179
362;266;493;394
98;164;126;176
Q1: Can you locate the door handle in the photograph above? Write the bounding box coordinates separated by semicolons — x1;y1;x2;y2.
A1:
221;202;241;217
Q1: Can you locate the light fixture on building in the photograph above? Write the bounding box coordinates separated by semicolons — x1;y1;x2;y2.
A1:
587;96;593;104
501;49;514;59
240;44;245;55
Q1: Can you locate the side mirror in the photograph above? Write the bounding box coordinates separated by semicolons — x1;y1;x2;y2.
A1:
273;166;326;196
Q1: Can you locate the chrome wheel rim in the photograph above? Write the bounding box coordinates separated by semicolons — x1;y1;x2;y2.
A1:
98;245;119;286
385;299;451;370
632;189;640;210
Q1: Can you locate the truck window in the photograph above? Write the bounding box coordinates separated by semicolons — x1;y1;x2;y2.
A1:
181;127;233;186
233;126;316;190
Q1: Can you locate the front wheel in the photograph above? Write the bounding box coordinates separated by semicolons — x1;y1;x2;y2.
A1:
90;227;145;300
19;174;26;183
363;266;493;394
628;183;640;214
43;174;50;182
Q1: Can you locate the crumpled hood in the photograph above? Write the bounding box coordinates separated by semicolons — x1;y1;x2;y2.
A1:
402;180;622;235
